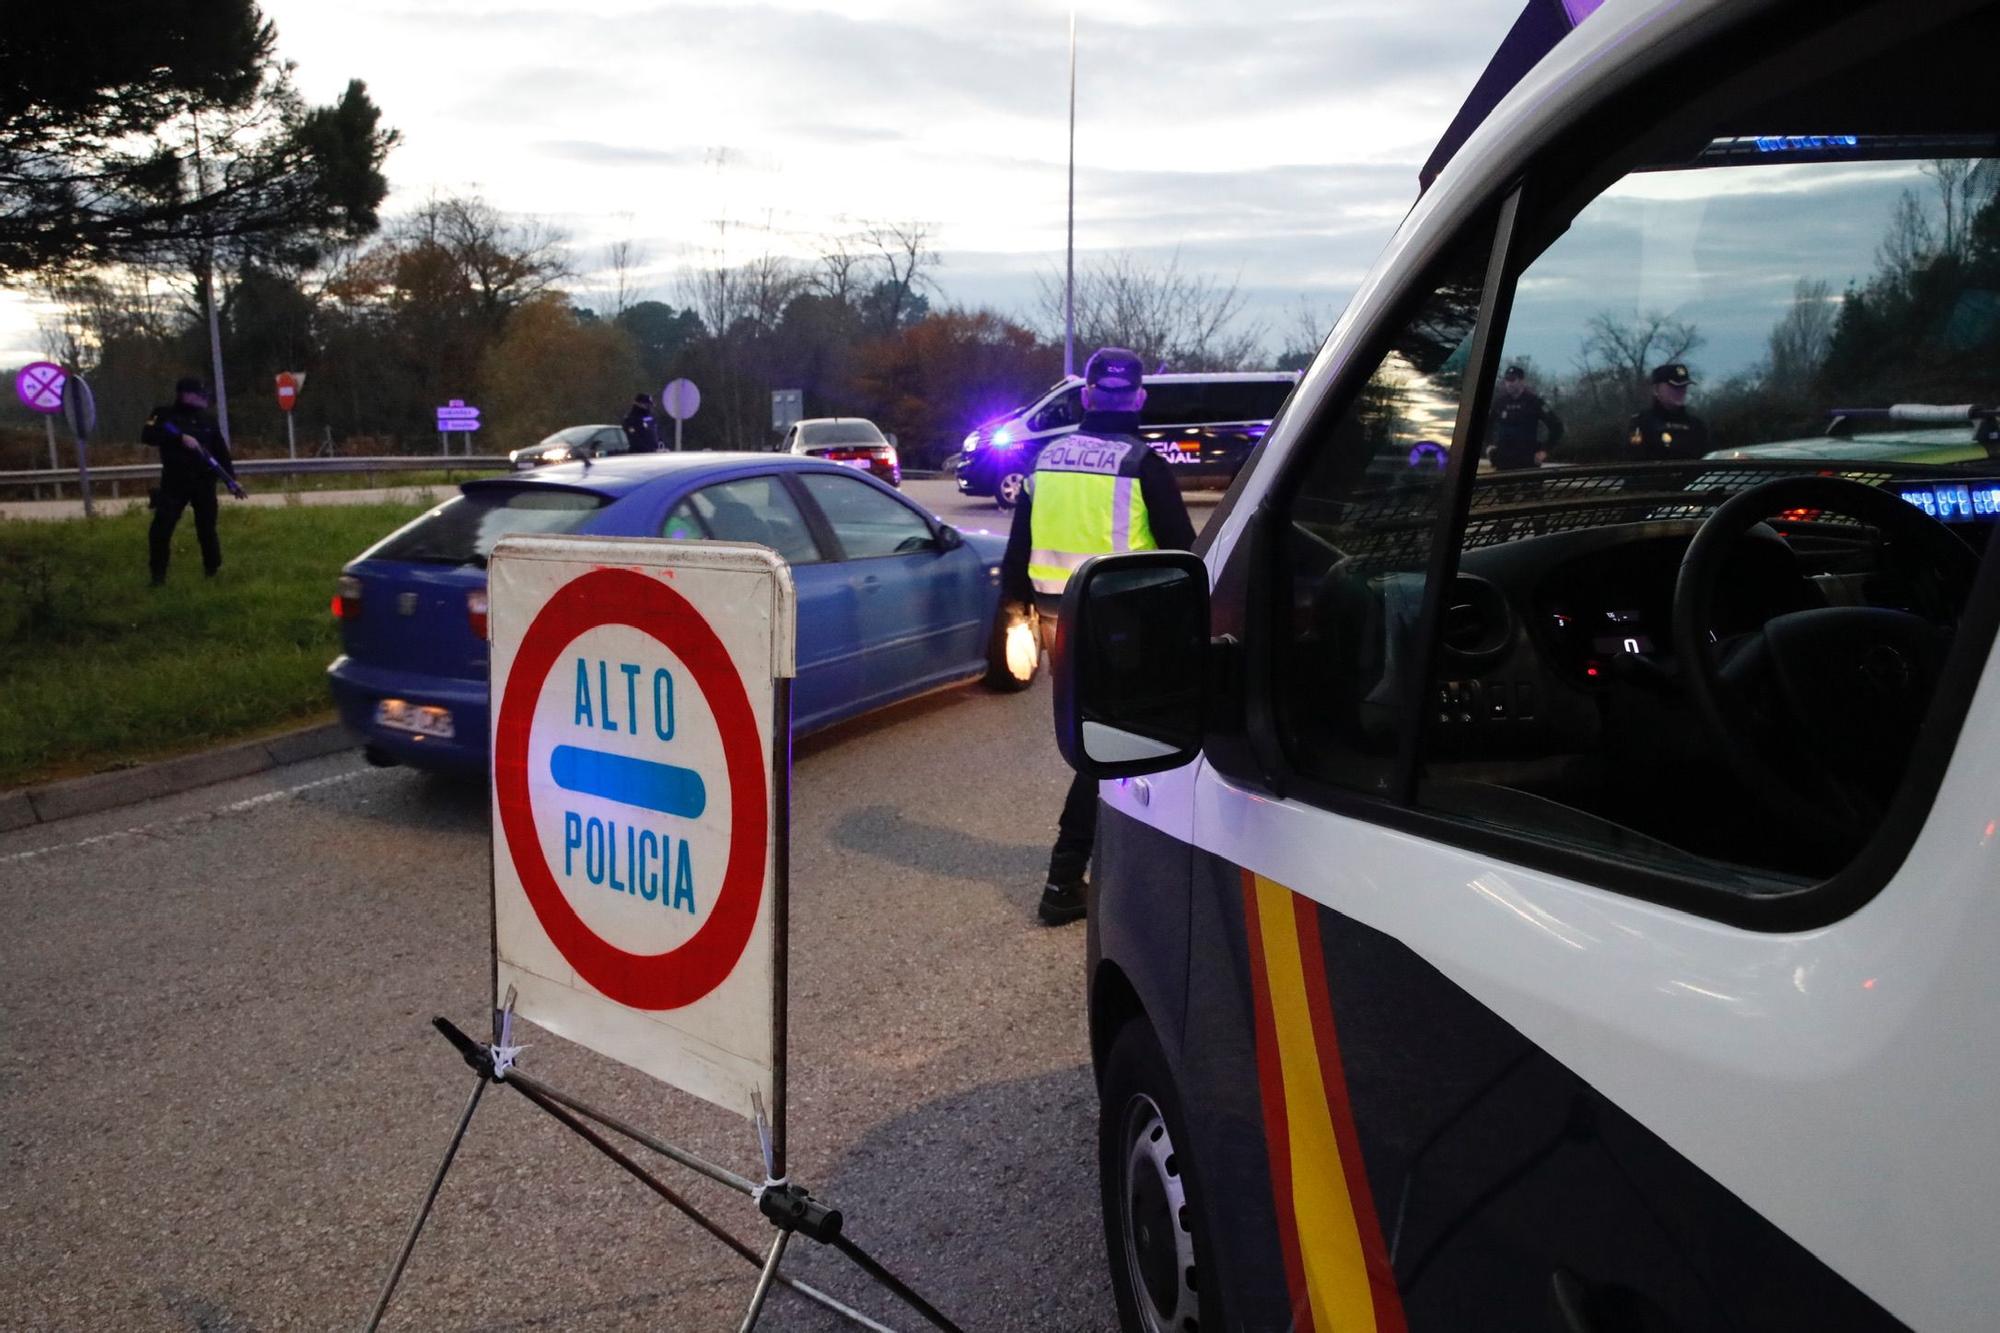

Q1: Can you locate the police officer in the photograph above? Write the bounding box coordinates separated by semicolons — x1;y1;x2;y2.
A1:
1001;347;1196;926
1626;362;1709;460
622;392;661;453
141;377;244;586
1486;364;1563;470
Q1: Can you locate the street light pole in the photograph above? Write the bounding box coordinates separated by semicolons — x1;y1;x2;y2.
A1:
1064;8;1077;380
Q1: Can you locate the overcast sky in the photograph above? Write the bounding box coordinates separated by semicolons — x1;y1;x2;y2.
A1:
0;0;1529;365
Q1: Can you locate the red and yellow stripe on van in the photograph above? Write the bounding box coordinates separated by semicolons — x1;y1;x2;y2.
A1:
1243;870;1408;1333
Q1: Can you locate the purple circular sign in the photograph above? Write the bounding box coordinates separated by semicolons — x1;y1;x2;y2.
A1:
15;361;66;414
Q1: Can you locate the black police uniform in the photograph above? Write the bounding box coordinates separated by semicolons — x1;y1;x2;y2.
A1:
141;401;236;581
622;402;660;453
1487;391;1564;470
1625;404;1710;460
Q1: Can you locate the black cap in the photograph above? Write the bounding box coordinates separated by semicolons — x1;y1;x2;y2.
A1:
175;376;208;397
635;392;652;405
1503;365;1525;380
1084;346;1144;392
1651;363;1693;386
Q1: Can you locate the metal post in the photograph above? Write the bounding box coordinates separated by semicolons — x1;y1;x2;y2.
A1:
736;1230;792;1333
360;1077;487;1333
770;676;792;1182
42;415;57;499
675;416;684;452
1064;7;1077;380
190;113;232;452
286;413;297;460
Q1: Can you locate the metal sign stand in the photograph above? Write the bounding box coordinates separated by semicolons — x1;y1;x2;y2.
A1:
359;680;964;1333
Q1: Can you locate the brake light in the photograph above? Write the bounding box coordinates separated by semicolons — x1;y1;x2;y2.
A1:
467;589;489;640
334;574;363;620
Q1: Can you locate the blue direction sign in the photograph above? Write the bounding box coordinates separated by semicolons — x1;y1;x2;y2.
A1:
436;398;482;432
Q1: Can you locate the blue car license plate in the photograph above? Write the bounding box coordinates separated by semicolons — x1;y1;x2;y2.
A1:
375;698;455;739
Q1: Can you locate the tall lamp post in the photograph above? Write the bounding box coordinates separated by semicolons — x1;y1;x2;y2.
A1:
1064;8;1077;380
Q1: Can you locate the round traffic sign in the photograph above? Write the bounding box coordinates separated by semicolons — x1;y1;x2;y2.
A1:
276;372;298;412
15;361;66;414
494;568;767;1009
662;378;701;421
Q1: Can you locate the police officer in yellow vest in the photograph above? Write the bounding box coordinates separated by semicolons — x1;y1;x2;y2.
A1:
1001;346;1196;925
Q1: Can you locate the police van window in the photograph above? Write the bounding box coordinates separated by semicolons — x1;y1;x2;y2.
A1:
1418;149;2000;884
684;476;823;566
795;472;936;558
1031;387;1081;432
372;487;608;567
1140;382;1203;428
1211;380;1287;423
1271;222;1496;796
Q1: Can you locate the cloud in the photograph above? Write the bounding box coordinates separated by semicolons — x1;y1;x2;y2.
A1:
536;140;710;167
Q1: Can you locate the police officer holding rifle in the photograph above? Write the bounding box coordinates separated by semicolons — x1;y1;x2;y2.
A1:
141;376;246;586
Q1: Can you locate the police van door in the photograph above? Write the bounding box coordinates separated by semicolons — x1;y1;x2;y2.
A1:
1170;7;2000;1331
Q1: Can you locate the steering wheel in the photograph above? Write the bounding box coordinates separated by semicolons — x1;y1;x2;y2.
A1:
1672;475;1980;853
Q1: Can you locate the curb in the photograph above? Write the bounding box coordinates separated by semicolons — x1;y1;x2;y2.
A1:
1;722;357;831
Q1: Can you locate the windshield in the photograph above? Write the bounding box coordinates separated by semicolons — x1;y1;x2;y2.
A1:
368;487;609;567
1493;151;2000;473
800;420;887;446
536;426;602;448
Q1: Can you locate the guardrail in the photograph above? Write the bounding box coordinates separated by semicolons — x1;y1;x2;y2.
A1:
0;454;515;497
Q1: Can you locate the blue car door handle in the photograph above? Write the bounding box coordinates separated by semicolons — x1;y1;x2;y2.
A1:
857;573;880;593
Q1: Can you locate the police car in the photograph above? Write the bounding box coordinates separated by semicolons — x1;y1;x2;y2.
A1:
1051;0;2000;1328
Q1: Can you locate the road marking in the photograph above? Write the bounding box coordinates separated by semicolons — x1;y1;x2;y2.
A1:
0;768;381;867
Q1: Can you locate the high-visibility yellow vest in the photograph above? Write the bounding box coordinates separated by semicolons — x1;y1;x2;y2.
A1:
1027;433;1159;596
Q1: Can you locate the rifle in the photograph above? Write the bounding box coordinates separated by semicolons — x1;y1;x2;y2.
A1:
157;418;248;499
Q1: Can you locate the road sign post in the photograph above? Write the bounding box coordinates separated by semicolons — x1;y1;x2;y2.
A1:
16;362;66;492
662;378;700;452
61;372;97;518
363;534;964;1333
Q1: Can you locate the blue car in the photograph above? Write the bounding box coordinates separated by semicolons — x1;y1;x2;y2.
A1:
327;453;1035;774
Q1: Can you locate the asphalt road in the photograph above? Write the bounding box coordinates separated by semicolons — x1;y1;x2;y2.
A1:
0;674;1119;1330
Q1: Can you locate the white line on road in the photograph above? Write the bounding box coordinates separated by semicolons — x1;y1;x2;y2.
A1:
0;768;384;867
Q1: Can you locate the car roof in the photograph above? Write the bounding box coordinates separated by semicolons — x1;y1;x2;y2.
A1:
794;416;881;426
466;452;840;500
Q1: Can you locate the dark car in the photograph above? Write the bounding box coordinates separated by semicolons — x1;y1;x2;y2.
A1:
328;454;1035;774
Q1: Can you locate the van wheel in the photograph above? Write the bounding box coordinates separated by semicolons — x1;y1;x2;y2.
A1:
982;603;1039;692
995;469;1028;510
1101;1021;1226;1333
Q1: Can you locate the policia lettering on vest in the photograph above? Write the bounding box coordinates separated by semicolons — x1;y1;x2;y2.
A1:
1002;347;1197;926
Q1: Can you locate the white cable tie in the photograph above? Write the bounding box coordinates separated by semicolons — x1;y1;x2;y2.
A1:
488;1042;524;1081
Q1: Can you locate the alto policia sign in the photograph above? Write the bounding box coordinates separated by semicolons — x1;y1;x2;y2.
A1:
488;536;794;1116
364;536;964;1332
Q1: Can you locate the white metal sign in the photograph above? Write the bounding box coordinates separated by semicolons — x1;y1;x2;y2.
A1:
488;535;796;1120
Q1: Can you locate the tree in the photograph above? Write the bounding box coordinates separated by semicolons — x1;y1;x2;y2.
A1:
397;196;571;330
0;1;398;279
1765;278;1836;395
853;308;1057;464
1579;309;1703;394
481;293;639;449
615;301;705;387
1038;249;1266;371
860;220;940;334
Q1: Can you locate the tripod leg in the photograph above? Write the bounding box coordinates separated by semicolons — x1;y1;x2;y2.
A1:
737;1229;792;1333
360;1078;486;1333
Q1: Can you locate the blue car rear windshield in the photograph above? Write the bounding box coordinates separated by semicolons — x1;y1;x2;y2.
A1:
372;487;609;566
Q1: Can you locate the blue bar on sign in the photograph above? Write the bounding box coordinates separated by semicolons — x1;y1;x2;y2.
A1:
550;745;707;819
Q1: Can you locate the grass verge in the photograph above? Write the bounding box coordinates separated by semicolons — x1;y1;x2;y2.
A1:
0;501;428;788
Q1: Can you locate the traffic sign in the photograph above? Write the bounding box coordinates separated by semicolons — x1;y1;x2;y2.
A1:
15;361;66;414
62;372;96;439
771;388;803;432
662;378;701;421
488;535;797;1120
276;371;301;412
435;398;482;432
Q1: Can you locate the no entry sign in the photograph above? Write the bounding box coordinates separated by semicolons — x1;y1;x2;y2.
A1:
489;536;796;1120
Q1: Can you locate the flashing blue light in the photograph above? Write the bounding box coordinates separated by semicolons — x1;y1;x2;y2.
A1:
1754;134;1860;154
992;428;1013;447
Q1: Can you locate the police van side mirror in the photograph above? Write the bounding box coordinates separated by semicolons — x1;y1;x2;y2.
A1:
1053;551;1209;778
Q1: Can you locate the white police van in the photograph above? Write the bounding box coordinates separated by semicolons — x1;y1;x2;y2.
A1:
1051;0;2000;1328
956;371;1297;509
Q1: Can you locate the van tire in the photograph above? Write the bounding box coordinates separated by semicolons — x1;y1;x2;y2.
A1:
982;603;1039;692
1100;1020;1229;1333
994;469;1028;510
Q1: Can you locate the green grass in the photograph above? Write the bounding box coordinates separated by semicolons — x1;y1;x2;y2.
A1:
0;502;428;787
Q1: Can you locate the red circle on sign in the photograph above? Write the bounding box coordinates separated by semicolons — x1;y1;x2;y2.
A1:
494;567;768;1010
